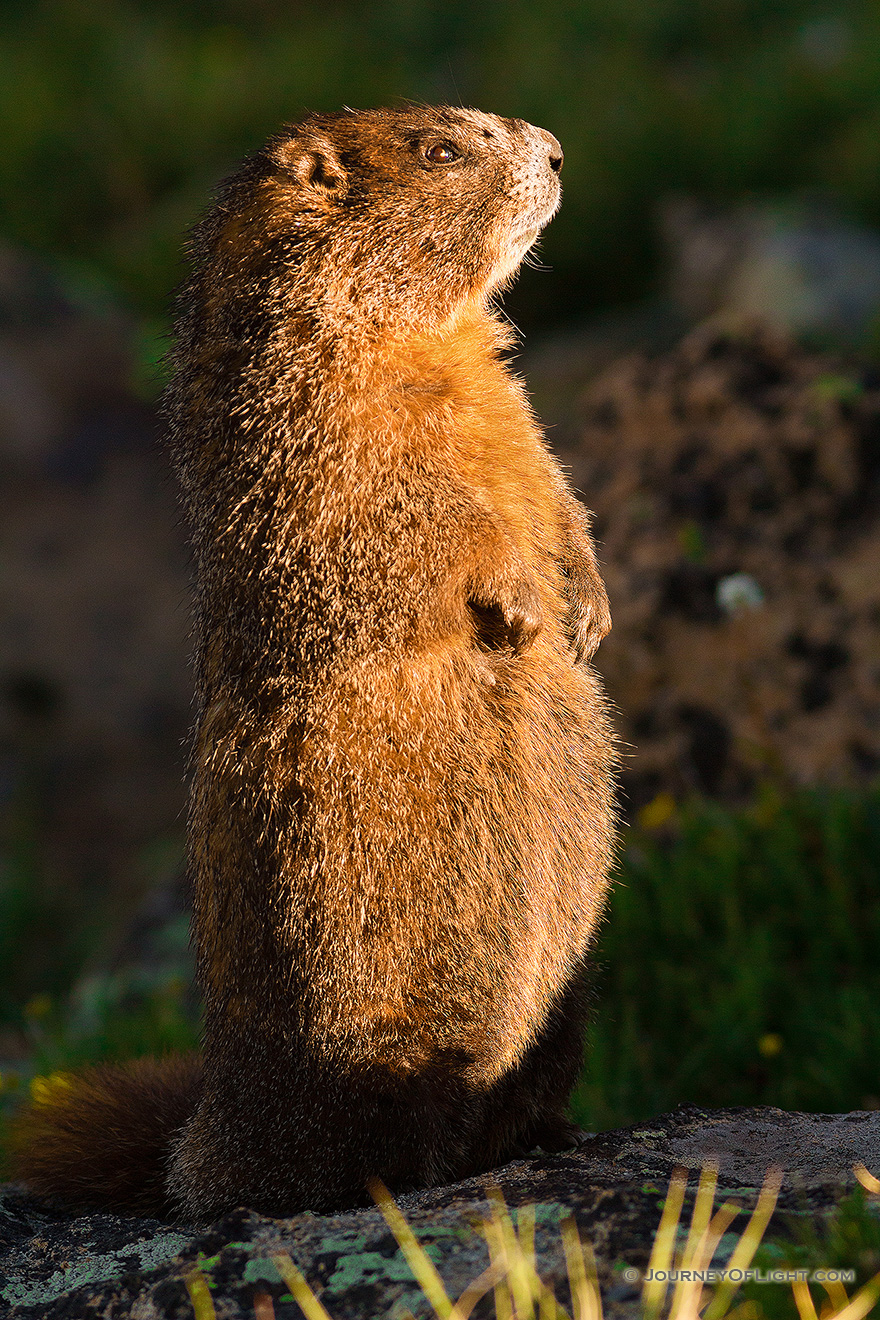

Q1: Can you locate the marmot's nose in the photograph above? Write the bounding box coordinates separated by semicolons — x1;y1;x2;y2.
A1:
538;129;563;174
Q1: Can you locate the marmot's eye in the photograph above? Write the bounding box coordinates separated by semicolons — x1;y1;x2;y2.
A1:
425;142;461;164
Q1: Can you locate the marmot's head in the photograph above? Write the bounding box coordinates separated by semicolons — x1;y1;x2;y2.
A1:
205;106;562;332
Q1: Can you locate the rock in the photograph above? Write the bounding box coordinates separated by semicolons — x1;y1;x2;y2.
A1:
2;1105;877;1318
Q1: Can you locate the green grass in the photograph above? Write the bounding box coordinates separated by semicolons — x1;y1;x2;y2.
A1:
4;0;880;345
0;818;197;1114
574;782;880;1129
0;825;97;1027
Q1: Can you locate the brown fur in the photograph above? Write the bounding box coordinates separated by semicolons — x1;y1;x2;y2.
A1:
8;1055;202;1216
11;106;616;1221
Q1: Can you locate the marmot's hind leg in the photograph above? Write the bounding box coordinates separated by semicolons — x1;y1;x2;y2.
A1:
481;965;592;1164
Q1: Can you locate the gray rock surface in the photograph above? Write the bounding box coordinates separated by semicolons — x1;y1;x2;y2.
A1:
2;1104;878;1318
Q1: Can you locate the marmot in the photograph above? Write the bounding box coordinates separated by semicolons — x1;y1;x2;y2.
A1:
10;106;617;1220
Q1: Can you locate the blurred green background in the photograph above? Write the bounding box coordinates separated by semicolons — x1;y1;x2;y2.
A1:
1;0;880;1140
4;0;880;340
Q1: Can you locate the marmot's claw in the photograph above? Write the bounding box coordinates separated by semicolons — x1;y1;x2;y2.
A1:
570;595;612;663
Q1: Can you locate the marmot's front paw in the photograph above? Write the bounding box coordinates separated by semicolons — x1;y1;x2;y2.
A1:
502;576;543;653
566;566;611;663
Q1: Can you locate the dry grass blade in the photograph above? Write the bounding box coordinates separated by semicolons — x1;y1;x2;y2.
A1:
678;1162;719;1270
184;1270;217;1320
514;1201;570;1320
481;1207;516;1320
516;1200;565;1320
517;1203;537;1282
669;1161;719;1320
449;1261;509;1320
523;1244;574;1320
270;1253;334;1320
480;1198;571;1320
538;1273;562;1320
581;1239;602;1320
671;1198;743;1320
828;1272;880;1320
560;1216;602;1320
702;1165;783;1320
369;1179;456;1320
791;1281;820;1320
495;1279;515;1320
642;1167;688;1320
854;1163;880;1195
822;1275;853;1314
488;1185;535;1320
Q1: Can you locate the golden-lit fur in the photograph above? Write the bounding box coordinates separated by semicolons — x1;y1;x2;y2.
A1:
11;106;616;1220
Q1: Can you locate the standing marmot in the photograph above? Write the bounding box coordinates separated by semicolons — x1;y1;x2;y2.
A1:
11;106;616;1220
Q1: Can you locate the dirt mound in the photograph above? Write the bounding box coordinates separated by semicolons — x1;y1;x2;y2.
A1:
560;323;880;809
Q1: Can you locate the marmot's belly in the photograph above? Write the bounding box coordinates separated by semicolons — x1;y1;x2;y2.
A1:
287;653;612;1081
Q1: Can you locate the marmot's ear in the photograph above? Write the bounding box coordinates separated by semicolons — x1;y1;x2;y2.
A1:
276;136;348;199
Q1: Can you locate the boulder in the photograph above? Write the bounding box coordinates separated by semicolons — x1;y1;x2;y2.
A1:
2;1105;877;1318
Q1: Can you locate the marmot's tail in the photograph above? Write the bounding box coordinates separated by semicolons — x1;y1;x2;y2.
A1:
8;1053;202;1218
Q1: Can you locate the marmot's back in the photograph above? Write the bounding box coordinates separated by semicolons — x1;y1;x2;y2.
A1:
12;107;617;1221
